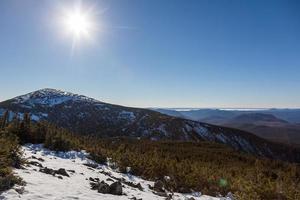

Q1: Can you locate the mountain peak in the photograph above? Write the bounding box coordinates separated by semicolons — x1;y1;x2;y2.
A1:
11;88;100;107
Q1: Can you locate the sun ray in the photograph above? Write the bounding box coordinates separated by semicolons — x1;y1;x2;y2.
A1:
58;1;98;54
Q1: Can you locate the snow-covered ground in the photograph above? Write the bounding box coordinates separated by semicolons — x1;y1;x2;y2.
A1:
0;145;230;200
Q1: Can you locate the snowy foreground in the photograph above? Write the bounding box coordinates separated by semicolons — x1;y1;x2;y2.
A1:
0;145;231;200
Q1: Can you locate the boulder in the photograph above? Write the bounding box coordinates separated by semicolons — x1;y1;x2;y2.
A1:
109;181;123;195
39;167;56;176
56;168;69;177
153;180;165;192
98;181;110;194
15;187;25;194
136;183;143;191
29;161;43;168
89;177;95;182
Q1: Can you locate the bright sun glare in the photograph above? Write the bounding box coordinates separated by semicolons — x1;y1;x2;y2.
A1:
61;2;97;44
64;10;91;39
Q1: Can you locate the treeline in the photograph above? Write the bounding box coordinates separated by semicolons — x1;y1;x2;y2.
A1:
1;111;300;199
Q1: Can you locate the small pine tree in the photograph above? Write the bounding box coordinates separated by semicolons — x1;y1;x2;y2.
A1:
0;111;9;130
18;113;31;143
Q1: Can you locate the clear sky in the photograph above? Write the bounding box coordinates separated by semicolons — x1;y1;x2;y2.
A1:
0;0;299;108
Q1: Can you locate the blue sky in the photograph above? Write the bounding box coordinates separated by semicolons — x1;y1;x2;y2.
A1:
0;0;299;108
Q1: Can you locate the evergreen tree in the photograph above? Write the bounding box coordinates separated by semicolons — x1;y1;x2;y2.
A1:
0;111;9;129
18;113;31;143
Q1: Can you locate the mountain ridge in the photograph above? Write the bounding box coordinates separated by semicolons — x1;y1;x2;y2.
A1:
1;88;299;162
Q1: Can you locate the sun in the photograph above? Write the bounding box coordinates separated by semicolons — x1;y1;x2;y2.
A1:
65;11;90;38
58;1;99;45
63;8;93;40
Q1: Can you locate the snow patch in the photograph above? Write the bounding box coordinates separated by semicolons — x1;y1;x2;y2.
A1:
118;111;136;121
12;88;101;107
0;145;226;200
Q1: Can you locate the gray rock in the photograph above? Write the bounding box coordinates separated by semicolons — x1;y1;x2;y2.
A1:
56;168;69;177
153;180;165;192
98;182;110;194
67;170;75;173
29;161;43;168
15;187;25;194
39;167;55;176
109;181;123;195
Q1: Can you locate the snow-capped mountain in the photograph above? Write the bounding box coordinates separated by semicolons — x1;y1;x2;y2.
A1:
0;88;299;162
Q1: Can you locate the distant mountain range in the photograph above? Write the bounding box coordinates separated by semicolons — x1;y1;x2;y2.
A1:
0;88;299;162
154;108;300;147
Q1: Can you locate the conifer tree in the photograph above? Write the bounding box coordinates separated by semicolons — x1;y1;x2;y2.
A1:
0;110;9;129
19;113;31;143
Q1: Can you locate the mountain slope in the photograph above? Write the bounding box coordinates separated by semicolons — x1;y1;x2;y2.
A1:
222;113;300;147
0;88;299;162
155;108;300;147
224;113;289;125
0;144;221;200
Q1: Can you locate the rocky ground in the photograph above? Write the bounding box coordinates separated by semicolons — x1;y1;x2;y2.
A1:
0;144;232;200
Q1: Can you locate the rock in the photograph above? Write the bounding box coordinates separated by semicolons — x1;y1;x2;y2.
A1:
15;187;25;194
31;156;45;162
109;181;123;195
29;161;43;168
57;176;63;179
148;184;153;190
136;183;143;191
91;181;110;194
130;197;142;200
67;170;75;173
91;180;123;196
90;182;99;190
84;163;98;169
40;167;56;176
153;191;168;197
98;182;110;194
165;194;173;200
124;181;143;191
99;170;111;176
153;180;165;192
89;177;95;182
56;168;69;177
226;192;234;200
106;178;114;182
